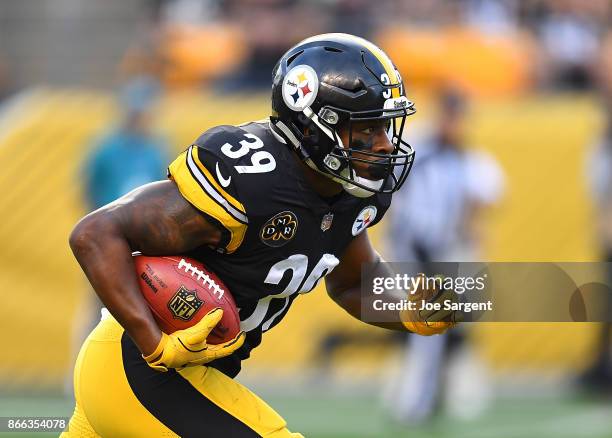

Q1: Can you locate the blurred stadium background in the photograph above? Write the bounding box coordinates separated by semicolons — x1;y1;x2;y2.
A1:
1;0;612;437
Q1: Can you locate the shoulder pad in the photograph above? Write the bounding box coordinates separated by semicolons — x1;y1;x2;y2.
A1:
168;126;251;253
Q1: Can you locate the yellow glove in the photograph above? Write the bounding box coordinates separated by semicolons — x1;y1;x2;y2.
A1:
400;275;458;336
143;308;246;372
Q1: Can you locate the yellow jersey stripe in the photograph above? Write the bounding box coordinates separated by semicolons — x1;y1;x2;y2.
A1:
168;152;247;253
185;147;247;223
189;147;246;215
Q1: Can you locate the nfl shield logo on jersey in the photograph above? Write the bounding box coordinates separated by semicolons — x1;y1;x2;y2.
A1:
320;213;334;232
168;286;203;321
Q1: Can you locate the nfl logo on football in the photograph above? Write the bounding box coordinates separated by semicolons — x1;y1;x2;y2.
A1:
168;286;203;321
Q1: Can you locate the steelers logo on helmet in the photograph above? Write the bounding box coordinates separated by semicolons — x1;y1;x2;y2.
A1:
282;65;319;112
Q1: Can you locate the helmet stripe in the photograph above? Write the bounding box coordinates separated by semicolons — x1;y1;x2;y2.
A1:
344;34;400;98
297;33;401;98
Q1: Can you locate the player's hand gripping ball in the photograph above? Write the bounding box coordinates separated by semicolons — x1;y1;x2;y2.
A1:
400;274;458;336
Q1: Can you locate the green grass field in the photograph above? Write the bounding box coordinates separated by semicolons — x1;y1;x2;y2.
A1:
0;392;611;438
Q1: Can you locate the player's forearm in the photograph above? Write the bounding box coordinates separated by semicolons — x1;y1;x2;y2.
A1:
69;210;162;355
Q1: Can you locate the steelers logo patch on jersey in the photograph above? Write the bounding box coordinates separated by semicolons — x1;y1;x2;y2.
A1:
260;211;298;247
282;65;319;111
168;286;203;321
352;206;377;236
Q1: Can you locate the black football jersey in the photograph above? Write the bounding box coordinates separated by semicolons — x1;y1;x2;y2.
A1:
167;120;391;377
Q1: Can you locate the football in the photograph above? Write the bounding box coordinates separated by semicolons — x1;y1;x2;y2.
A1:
133;254;240;344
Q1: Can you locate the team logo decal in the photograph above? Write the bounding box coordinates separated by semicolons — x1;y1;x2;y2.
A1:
352;206;377;236
168;286;203;321
260;211;298;247
282;65;319;111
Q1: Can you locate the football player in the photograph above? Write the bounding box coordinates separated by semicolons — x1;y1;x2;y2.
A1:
62;33;455;437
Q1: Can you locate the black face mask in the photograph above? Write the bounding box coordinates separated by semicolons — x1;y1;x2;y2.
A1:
280;99;416;195
348;138;389;181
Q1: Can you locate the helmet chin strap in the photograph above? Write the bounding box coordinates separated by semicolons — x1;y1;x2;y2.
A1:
340;169;382;198
302;106;381;198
